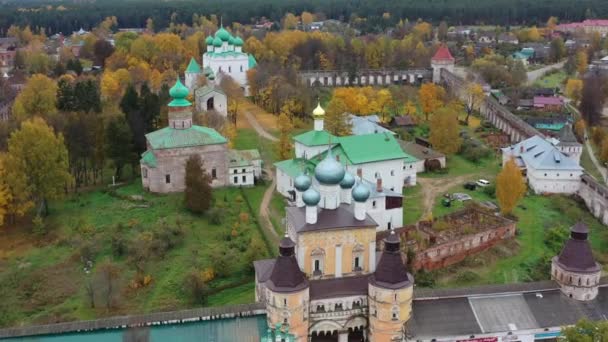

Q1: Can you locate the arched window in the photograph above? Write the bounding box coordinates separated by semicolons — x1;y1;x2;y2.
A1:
352;244;365;272
375;172;380;179
240;65;243;72
311;248;325;276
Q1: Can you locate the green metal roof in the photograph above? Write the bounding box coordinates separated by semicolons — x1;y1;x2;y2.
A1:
146;125;227;150
248;54;257;68
293;130;337;147
274;159;314;178
140;150;157;168
168;78;191;107
337;133;416;164
186;58;201;73
205;51;249;58
195;85;225;98
203;66;214;76
228;149;261;168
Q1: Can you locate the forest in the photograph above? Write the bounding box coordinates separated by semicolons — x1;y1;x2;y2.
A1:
1;0;608;35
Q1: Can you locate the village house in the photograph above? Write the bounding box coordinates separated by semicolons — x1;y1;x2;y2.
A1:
533;96;564;112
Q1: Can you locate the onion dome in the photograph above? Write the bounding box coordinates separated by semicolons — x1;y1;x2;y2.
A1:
370;230;412;289
340;172;355;189
233;36;244;46
352;181;370;202
294;173;312;192
302;188;320;206
556;222;600;273
168;78;191;107
205;36;214;45
267;234;308;293
213;36;223;47
312;102;325;116
314;149;345;185
215;27;232;41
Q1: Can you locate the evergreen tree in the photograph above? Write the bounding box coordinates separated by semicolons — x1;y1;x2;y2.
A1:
66;59;83;75
105;116;135;180
184;155;212;214
120;84;147;154
580;72;605;125
56;78;77;112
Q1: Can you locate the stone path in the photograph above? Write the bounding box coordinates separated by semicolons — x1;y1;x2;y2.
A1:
243;107;280;243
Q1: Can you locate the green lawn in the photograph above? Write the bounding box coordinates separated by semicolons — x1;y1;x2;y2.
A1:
581;146;604;182
534;70;567;89
403;184;424;225
427;182;608;288
234;128;277;166
0;182;268;328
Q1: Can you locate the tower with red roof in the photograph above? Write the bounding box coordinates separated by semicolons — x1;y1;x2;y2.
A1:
431;44;455;83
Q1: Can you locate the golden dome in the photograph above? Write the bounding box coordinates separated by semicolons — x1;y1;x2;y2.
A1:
312;102;325;116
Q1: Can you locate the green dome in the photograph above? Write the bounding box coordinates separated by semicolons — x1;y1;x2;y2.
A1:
215;27;232;41
295;173;312;192
314;150;345;185
228;36;235;45
233;36;244;46
352;182;370;202
168;78;191;107
205;36;214;45
340;172;355;189
213;37;223;47
302;188;320;206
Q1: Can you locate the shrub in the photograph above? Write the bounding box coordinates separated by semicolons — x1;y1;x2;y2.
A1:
207;207;223;225
459;138;492;162
414;269;436;288
183;270;209;305
483;184;496;198
111;236;128;257
455;270;480;283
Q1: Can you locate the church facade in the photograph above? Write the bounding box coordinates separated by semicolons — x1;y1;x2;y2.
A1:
140;78;260;193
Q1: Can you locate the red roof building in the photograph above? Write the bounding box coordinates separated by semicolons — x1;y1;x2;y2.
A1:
432;45;455;61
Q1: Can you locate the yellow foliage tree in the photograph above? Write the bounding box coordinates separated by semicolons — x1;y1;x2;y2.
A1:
11;74;57;122
574;119;586;140
565;78;583;104
547;16;558;31
283;12;298;30
496;158;527;215
223;123;237;148
576;50;588;75
277;109;294;160
404;100;417;116
325;97;352;136
528;26;541;41
465;83;485;124
429;107;462;155
0;154;10;226
301;11;314;27
377;89;393;122
418;83;444;121
600;137;608;164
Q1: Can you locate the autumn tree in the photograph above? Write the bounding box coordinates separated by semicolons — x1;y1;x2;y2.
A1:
0;154;10;226
301;12;314;28
283;13;298;30
93;261;122;310
580;72;605;125
418;83;444;121
5;118;71;217
11;74;57;122
277;106;294;160
325;97;352;136
496;158;526;215
549;37;566;63
576;49;588;75
219;76;244;125
184;155;212;214
465;83;484;125
565;79;583;105
429;107;462;155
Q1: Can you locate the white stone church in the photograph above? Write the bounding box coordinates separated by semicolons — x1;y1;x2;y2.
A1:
275;104;420;231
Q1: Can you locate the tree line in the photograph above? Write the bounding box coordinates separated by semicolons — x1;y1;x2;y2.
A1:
2;0;608;35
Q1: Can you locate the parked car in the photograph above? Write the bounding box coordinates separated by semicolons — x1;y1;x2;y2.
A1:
452;193;472;201
464;182;477;190
476;179;490;187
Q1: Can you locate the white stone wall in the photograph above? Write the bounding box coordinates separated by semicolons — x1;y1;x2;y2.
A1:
195;91;228;117
185;72;199;92
228;165;255;186
203;52;249;94
527;167;582;194
294;142;333;159
344;159;411;193
431;60;454;83
276;168;294;197
559;145;583;165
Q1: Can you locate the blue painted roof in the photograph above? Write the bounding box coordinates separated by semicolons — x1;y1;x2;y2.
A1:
501;135;582;171
348;114;395;136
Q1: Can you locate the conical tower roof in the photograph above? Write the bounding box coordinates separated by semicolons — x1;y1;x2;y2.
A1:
267;235;309;293
556;222;600;273
185;57;201;73
370;230;412;289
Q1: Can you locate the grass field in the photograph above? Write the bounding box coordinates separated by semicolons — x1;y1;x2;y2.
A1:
534;70;567;89
0;182;269;328
403;184;424;225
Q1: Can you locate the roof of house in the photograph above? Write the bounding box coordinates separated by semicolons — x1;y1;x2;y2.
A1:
398;140;445;161
286;204;377;233
337;133;414;164
534;96;564;106
194;84;225;98
348;114;395;136
267;237;309;293
293;129;337;147
501;135;582;171
309;274;369;300
140;150;157;168
557;124;580;146
227;149;255;168
432;45;455;61
392;115;416;127
274;158;314;178
145;125;227;150
556;223;600;273
410;286;608;339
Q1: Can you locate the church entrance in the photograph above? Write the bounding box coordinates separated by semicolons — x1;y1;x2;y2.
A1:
311;331;338;341
207;97;214;110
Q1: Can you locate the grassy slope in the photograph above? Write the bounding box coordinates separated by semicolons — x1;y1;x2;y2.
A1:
0;182;269;327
